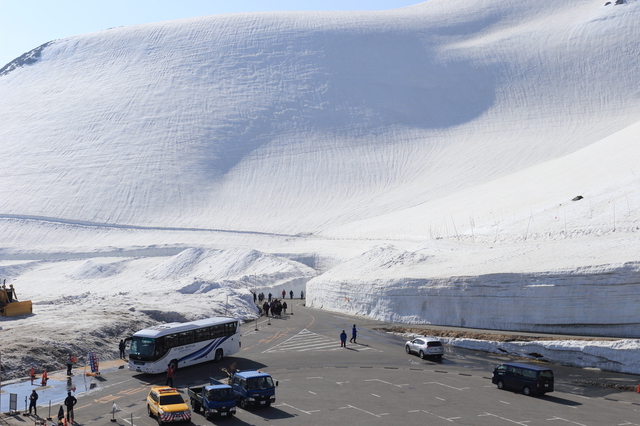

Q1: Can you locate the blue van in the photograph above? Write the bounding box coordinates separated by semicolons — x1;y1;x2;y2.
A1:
492;362;554;395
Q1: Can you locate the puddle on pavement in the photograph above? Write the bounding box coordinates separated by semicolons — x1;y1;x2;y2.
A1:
0;372;103;414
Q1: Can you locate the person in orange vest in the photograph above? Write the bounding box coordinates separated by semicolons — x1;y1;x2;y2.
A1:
41;370;48;386
165;364;175;387
30;366;36;385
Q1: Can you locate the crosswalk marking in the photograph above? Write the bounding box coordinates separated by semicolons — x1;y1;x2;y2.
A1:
263;329;378;353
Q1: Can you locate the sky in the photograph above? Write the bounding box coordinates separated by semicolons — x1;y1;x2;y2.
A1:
0;0;420;68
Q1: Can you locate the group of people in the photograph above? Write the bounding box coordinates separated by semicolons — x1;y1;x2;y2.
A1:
29;389;77;424
253;289;305;304
340;324;358;347
262;299;287;317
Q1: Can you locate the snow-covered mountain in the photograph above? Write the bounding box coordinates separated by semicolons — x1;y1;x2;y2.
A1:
1;0;640;379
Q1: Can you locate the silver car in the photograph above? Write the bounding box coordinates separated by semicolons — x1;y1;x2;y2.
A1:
405;337;444;360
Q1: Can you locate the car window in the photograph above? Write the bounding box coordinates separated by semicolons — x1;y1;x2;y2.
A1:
427;341;442;347
415;339;424;345
539;370;553;379
160;394;185;405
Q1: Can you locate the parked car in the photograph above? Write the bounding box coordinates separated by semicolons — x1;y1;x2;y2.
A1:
492;362;554;396
405;337;444;360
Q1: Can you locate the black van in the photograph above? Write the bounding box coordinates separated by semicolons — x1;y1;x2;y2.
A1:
492;362;554;395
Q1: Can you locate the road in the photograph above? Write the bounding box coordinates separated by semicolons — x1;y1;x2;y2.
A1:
3;299;640;426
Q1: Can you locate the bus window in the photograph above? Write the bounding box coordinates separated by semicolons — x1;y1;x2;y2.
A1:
178;331;194;346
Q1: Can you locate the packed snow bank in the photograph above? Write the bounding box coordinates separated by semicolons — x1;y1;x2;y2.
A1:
307;245;640;338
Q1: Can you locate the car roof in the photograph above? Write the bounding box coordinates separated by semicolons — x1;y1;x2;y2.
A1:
150;386;181;395
500;363;553;371
235;370;270;379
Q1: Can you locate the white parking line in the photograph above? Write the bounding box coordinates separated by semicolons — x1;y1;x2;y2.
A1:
546;416;587;425
421;410;462;422
277;402;320;415
339;404;383;417
364;378;409;388
424;381;469;391
479;412;531;425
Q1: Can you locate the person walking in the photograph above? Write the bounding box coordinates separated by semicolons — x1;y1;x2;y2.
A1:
282;301;287;314
300;290;304;299
282;290;286;299
64;391;77;422
119;339;126;359
350;324;357;344
166;364;176;387
262;301;270;317
289;290;294;299
28;389;38;415
340;330;347;348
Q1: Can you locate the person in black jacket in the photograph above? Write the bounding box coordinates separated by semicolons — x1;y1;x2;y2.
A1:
28;390;38;415
119;340;126;359
64;392;77;422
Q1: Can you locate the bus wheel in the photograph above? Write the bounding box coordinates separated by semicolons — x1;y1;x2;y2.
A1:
169;360;178;372
214;349;223;362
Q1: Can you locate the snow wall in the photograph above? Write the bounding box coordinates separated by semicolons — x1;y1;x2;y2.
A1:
306;262;640;338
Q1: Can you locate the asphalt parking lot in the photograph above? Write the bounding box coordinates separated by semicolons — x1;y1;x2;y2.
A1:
2;301;640;425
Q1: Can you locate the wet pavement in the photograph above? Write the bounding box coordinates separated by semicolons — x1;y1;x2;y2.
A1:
0;360;127;416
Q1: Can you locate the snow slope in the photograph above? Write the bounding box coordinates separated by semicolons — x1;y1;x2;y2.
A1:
1;0;640;379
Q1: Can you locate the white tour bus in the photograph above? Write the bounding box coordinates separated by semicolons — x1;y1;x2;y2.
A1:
128;317;241;374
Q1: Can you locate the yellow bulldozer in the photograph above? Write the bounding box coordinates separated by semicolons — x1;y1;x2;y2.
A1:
0;281;32;317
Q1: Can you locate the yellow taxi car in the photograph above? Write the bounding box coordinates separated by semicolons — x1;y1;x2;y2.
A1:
147;386;191;425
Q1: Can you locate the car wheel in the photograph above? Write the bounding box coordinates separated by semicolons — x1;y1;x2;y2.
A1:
419;350;425;359
157;415;163;426
523;386;532;396
405;345;411;354
214;349;223;362
497;380;504;390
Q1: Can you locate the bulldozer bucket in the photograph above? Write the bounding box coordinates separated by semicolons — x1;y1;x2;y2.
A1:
1;300;32;316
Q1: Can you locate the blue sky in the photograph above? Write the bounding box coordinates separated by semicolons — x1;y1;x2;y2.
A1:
0;0;420;67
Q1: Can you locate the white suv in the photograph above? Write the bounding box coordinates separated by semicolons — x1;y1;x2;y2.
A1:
405;337;444;360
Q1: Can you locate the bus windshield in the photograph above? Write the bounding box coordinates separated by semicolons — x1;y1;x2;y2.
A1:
129;336;158;361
